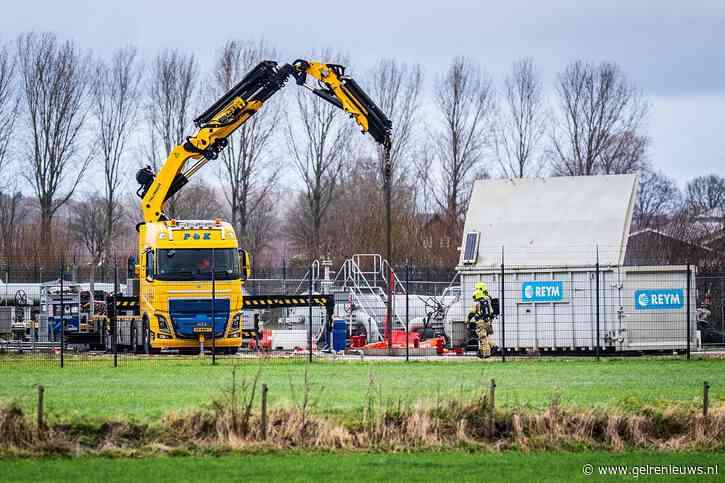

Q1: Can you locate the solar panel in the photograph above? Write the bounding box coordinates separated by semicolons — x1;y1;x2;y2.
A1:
462;231;479;264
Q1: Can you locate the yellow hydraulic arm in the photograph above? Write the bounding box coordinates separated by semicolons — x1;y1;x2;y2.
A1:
290;60;392;149
136;59;392;223
136;61;293;223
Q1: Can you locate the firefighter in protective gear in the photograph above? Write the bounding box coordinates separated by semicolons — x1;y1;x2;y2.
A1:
467;282;495;358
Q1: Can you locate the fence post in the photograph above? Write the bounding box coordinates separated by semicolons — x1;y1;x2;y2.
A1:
595;246;600;361
700;380;710;419
261;383;269;440
721;278;725;334
60;261;65;369
488;378;496;437
500;246;505;363
686;263;691;360
405;263;409;362
254;313;260;353
282;257;287;295
211;247;216;365
113;256;118;368
308;263;313;363
37;384;44;435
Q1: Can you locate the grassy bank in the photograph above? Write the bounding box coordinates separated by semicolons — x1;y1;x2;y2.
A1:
1;373;723;456
2;452;722;483
0;358;722;422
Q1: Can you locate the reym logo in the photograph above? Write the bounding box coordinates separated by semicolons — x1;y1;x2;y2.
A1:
521;281;564;302
183;232;211;240
634;289;684;310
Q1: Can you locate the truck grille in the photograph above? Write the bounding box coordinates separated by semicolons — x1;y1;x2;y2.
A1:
168;299;230;339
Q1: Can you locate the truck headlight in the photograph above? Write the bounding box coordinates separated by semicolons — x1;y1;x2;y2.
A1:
156;314;170;331
231;313;241;331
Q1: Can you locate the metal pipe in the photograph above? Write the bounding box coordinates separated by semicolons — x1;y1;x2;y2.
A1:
595;247;600;361
384;145;392;355
60;262;64;369
405;263;409;362
501;246;505;362
113;256;118;368
308;263;313;363
686;263;691;360
182;158;209;180
211;247;216;365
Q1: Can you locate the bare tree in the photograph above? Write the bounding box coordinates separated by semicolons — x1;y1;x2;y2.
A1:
430;57;495;234
70;193;108;264
211;39;280;249
0;41;19;180
245;194;278;266
0;42;20;265
685;174;725;215
171;179;225;220
550;60;648;176
367;59;423;179
412;148;435;214
144;49;198;217
92;46;141;247
285;51;353;259
495;58;546;178
16;32;92;244
598;130;649;175
0;189;24;262
633;169;680;231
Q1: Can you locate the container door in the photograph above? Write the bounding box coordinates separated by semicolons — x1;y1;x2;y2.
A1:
621;266;691;351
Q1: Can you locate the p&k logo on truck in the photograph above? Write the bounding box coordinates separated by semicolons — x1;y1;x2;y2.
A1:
521;281;564;302
634;289;684;310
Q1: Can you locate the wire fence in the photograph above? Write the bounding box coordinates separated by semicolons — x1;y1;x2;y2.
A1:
0;251;720;368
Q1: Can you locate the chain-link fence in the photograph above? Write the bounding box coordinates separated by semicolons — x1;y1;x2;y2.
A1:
0;253;720;368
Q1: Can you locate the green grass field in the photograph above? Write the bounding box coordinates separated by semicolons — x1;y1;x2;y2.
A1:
2;452;722;483
0;357;722;421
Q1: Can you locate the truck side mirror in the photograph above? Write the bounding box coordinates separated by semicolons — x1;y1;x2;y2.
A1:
145;249;154;281
239;249;251;281
127;256;137;279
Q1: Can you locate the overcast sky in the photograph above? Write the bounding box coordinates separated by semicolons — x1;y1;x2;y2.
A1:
2;0;723;187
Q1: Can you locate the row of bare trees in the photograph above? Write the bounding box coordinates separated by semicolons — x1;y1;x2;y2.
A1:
0;31;717;273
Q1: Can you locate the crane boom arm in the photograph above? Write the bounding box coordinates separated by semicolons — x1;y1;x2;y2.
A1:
290;60;392;148
137;60;292;223
137;58;392;224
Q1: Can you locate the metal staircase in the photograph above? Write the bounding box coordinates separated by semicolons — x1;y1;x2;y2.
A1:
333;254;407;342
289;254;409;343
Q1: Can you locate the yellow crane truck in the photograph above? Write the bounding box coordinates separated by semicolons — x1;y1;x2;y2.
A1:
109;59;391;354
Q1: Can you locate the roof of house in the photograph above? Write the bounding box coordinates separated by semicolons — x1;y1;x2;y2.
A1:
458;174;638;269
627;228;715;252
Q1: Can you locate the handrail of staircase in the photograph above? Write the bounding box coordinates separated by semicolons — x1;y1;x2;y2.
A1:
381;258;408;296
293;259;321;294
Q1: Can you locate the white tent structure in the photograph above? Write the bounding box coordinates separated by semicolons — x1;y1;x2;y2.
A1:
457;174;638;270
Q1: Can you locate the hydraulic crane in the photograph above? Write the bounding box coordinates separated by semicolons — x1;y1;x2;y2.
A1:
136;60;391;224
113;58;391;354
136;60;294;224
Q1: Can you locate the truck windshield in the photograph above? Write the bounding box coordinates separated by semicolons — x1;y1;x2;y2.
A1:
155;249;240;281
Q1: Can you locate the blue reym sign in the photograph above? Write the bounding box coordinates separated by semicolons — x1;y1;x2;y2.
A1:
521;281;564;302
634;289;685;310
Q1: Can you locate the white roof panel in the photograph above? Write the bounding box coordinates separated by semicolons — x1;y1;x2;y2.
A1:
458;174;638;269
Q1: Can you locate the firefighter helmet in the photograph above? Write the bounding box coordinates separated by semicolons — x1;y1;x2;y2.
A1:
473;282;488;301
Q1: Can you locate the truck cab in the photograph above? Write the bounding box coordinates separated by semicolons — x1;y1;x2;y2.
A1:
138;219;248;352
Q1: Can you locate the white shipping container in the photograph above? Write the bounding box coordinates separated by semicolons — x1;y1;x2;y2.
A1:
446;265;696;352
